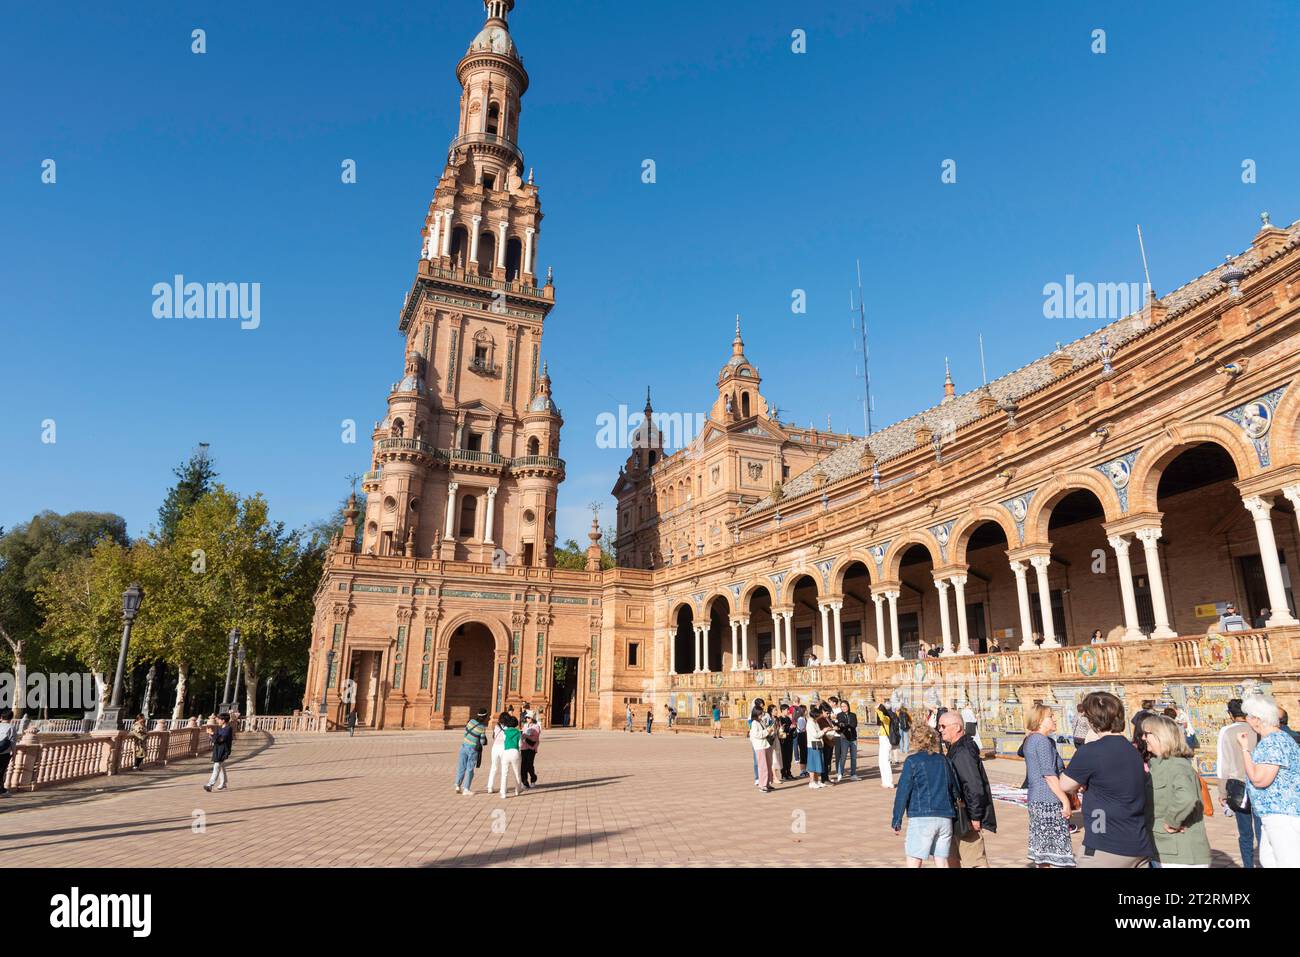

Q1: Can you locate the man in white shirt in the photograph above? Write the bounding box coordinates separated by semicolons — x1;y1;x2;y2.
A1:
1216;698;1261;867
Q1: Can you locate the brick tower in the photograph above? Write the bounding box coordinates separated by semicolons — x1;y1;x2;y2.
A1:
361;0;563;568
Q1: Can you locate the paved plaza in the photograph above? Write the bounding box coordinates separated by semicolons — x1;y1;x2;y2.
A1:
0;729;1249;867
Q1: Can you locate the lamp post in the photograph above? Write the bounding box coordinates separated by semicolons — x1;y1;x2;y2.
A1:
232;641;246;715
320;650;335;716
98;583;143;731
220;628;240;713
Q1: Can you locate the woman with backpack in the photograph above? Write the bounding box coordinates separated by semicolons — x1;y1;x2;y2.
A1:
1142;713;1210;867
897;706;912;760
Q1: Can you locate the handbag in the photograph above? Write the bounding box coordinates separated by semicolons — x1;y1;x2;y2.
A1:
1197;773;1214;817
1225;778;1250;814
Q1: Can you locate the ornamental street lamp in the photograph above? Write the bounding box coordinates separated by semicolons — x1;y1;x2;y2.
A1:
99;583;143;730
320;650;335;715
231;641;246;715
220;628;240;713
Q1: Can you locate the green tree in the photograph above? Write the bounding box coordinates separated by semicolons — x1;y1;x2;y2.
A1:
157;444;217;542
0;512;128;716
35;538;138;714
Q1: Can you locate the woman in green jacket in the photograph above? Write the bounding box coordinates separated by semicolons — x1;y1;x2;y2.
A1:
1141;714;1210;867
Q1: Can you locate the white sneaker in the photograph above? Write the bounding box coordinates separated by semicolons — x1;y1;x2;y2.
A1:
453;785;461;793
463;788;475;796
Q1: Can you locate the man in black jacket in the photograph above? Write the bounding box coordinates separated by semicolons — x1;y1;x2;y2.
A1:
938;711;995;867
203;713;234;792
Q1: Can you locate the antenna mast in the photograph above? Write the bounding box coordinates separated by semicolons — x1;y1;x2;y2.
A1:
1136;224;1153;295
851;258;874;435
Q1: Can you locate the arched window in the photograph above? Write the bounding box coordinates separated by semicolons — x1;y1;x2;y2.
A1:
487;102;501;135
450;226;469;267
741;392;751;417
505;237;523;282
527;436;540;456
391;418;405;438
478;232;495;277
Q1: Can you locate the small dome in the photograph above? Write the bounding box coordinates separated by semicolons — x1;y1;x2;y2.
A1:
529;394;558;414
397;374;427;395
469;25;517;58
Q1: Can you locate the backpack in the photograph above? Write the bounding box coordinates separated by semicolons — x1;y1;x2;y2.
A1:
887;712;901;748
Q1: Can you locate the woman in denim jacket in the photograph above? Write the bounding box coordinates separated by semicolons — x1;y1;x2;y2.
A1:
891;723;959;867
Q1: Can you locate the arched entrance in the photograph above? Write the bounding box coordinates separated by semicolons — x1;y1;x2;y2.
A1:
705;596;729;671
1155;442;1295;630
839;560;873;661
746;586;775;667
673;604;695;674
897;544;937;657
444;622;495;727
1043;488;1109;644
788;574;820;664
960;521;1013;654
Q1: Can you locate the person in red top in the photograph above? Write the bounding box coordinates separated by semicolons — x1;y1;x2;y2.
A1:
520;714;541;788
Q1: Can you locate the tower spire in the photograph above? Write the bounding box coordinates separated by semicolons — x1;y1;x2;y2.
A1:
732;314;745;358
943;357;955;402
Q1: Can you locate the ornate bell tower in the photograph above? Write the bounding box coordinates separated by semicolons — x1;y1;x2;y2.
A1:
362;0;564;568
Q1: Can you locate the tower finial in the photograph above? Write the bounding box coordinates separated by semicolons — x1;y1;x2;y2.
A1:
644;385;653;415
943;357;955;401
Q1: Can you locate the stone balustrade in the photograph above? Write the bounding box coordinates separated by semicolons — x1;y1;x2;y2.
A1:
666;628;1297;697
2;718;217;793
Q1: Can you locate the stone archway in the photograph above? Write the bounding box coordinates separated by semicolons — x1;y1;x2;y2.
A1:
443;621;496;728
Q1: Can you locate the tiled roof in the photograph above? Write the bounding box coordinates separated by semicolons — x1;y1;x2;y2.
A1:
747;220;1300;515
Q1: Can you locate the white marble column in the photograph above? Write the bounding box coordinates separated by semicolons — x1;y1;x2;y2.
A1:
818;602;831;662
1134;527;1175;638
440;211;452;257
886;589;902;660
469;214;482;264
1243;495;1300;626
693;624;702;673
782;610;794;667
729;618;739;671
952;575;972;655
935;578;954;656
1010;560;1035;651
426;214;441;260
443;481;459;542
496;221;508;268
668;627;676;675
1030;554;1060;648
771;612;783;667
524;227;536;277
1107;535;1145;641
831;601;844;663
871;593;887;660
701;622;712;673
483;487;497;544
739;617;750;669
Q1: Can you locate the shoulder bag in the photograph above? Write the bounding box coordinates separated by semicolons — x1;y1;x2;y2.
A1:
944;755;972;838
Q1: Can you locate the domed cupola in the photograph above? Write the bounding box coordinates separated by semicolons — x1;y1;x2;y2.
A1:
396;351;428;396
529;361;560;414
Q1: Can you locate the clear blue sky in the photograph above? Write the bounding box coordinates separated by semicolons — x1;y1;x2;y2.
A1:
3;0;1298;546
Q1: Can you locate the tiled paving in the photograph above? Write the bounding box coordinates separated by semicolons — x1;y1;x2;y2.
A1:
0;729;1248;867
